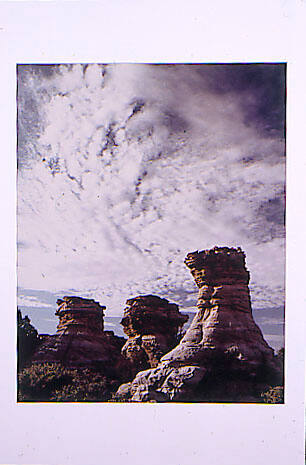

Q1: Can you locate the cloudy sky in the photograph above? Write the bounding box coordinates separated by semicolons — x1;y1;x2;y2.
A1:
17;63;285;346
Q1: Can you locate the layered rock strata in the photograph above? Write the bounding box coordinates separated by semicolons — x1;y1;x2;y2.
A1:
31;297;129;377
115;247;282;402
120;295;188;373
56;296;105;335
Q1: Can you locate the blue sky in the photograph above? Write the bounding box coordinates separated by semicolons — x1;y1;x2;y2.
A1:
17;64;285;349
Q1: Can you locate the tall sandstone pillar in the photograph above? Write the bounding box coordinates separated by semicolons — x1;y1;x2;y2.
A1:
163;246;275;368
115;247;282;402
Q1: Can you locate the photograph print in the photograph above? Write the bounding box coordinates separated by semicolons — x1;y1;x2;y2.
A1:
17;63;285;403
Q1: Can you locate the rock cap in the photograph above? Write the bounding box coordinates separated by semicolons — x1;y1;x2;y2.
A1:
184;246;250;286
121;294;188;338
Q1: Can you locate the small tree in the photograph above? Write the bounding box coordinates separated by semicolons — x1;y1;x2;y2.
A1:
275;346;285;385
276;347;284;363
17;309;40;371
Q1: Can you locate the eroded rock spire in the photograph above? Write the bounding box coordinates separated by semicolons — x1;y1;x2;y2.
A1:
115;247;282;402
31;296;128;375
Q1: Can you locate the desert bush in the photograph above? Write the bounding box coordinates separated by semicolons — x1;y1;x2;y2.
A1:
18;362;75;401
261;386;284;404
18;362;119;402
52;374;113;402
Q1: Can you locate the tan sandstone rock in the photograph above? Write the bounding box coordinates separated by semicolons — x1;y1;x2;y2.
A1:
31;296;130;379
115;247;282;402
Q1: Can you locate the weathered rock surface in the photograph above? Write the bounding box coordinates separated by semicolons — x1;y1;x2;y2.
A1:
55;296;105;335
120;295;188;373
115;247;282;402
31;297;130;379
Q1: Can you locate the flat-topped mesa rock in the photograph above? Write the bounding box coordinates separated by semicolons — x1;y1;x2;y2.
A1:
55;296;105;336
120;295;188;373
115;247;282;402
31;296;130;379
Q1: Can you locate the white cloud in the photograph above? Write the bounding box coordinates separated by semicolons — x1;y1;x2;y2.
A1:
264;334;285;351
17;64;285;316
104;322;116;328
258;317;284;326
17;295;54;308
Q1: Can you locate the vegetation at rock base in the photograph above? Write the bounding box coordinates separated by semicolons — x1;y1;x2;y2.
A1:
18;362;120;402
261;386;284;404
259;347;284;404
17;309;41;371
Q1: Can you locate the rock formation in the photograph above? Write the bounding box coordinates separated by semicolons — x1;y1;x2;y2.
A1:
120;295;188;373
115;247;282;402
31;297;129;379
55;296;105;335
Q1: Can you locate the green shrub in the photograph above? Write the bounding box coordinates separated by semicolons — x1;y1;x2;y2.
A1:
261;386;284;404
18;362;119;402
